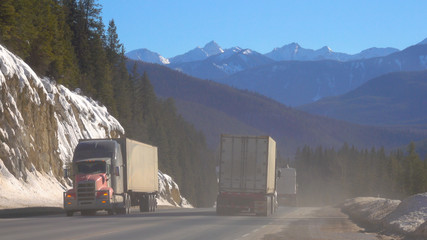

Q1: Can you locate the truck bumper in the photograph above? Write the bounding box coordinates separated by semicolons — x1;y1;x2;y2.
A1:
216;192;268;214
63;193;113;212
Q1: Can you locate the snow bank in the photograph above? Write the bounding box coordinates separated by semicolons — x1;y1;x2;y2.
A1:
342;197;401;227
382;193;427;234
342;195;427;238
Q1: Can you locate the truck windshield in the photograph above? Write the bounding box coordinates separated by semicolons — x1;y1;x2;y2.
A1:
76;161;106;174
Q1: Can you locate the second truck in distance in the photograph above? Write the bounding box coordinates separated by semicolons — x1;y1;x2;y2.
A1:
216;135;278;216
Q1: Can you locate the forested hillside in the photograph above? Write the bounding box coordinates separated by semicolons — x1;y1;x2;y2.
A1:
0;0;216;207
299;70;427;130
296;142;427;205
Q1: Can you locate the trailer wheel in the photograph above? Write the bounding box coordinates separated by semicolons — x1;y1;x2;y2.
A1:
152;195;157;212
125;193;131;214
150;195;156;212
139;195;149;212
66;211;73;217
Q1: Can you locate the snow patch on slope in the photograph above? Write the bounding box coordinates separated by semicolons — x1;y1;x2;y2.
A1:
0;160;64;209
158;171;192;208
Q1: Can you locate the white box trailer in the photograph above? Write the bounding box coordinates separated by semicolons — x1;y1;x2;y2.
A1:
123;138;159;193
118;138;158;212
217;135;278;216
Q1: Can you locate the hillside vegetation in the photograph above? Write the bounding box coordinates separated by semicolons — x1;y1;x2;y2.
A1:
296;143;427;205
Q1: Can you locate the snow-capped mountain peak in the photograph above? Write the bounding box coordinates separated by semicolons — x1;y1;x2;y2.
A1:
242;49;253;55
265;42;312;61
203;40;224;55
317;46;333;53
125;48;170;64
170;41;224;64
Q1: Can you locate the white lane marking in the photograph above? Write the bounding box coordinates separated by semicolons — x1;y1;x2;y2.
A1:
234;224;269;239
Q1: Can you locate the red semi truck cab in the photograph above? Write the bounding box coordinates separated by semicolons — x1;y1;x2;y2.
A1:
64;140;129;216
64;158;117;216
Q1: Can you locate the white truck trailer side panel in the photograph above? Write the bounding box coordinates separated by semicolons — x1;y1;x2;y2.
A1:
219;135;276;194
126;139;159;192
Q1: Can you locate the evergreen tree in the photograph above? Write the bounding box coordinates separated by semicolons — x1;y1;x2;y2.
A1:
0;0;16;44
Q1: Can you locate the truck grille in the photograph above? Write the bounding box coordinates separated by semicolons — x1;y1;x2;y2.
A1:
77;181;95;202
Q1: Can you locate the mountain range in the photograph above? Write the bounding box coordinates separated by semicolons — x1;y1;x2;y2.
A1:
126;40;400;66
126;39;427;106
126;59;427;157
265;43;398;62
220;43;427;106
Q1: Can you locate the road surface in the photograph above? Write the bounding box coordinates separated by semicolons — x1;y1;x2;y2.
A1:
0;206;387;240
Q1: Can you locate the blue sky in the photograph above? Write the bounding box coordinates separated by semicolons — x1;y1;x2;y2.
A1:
99;0;427;58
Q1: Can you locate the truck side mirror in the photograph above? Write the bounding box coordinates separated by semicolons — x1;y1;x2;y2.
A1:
114;166;120;176
106;165;111;175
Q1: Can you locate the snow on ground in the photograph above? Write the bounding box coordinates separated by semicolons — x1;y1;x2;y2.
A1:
0;161;64;209
342;194;427;238
342;197;401;226
158;171;192;208
382;193;427;233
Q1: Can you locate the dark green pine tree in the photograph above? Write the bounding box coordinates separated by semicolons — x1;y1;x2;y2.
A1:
0;0;16;44
112;47;133;132
106;19;121;64
405;142;426;194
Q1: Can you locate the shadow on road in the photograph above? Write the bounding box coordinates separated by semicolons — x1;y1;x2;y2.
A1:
0;207;64;218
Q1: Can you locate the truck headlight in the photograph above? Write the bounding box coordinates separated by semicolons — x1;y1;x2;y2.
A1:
96;191;109;199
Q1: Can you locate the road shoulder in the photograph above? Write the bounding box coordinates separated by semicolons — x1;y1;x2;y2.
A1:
262;207;400;240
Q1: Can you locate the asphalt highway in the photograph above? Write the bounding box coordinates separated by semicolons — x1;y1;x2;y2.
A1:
0;207;381;240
